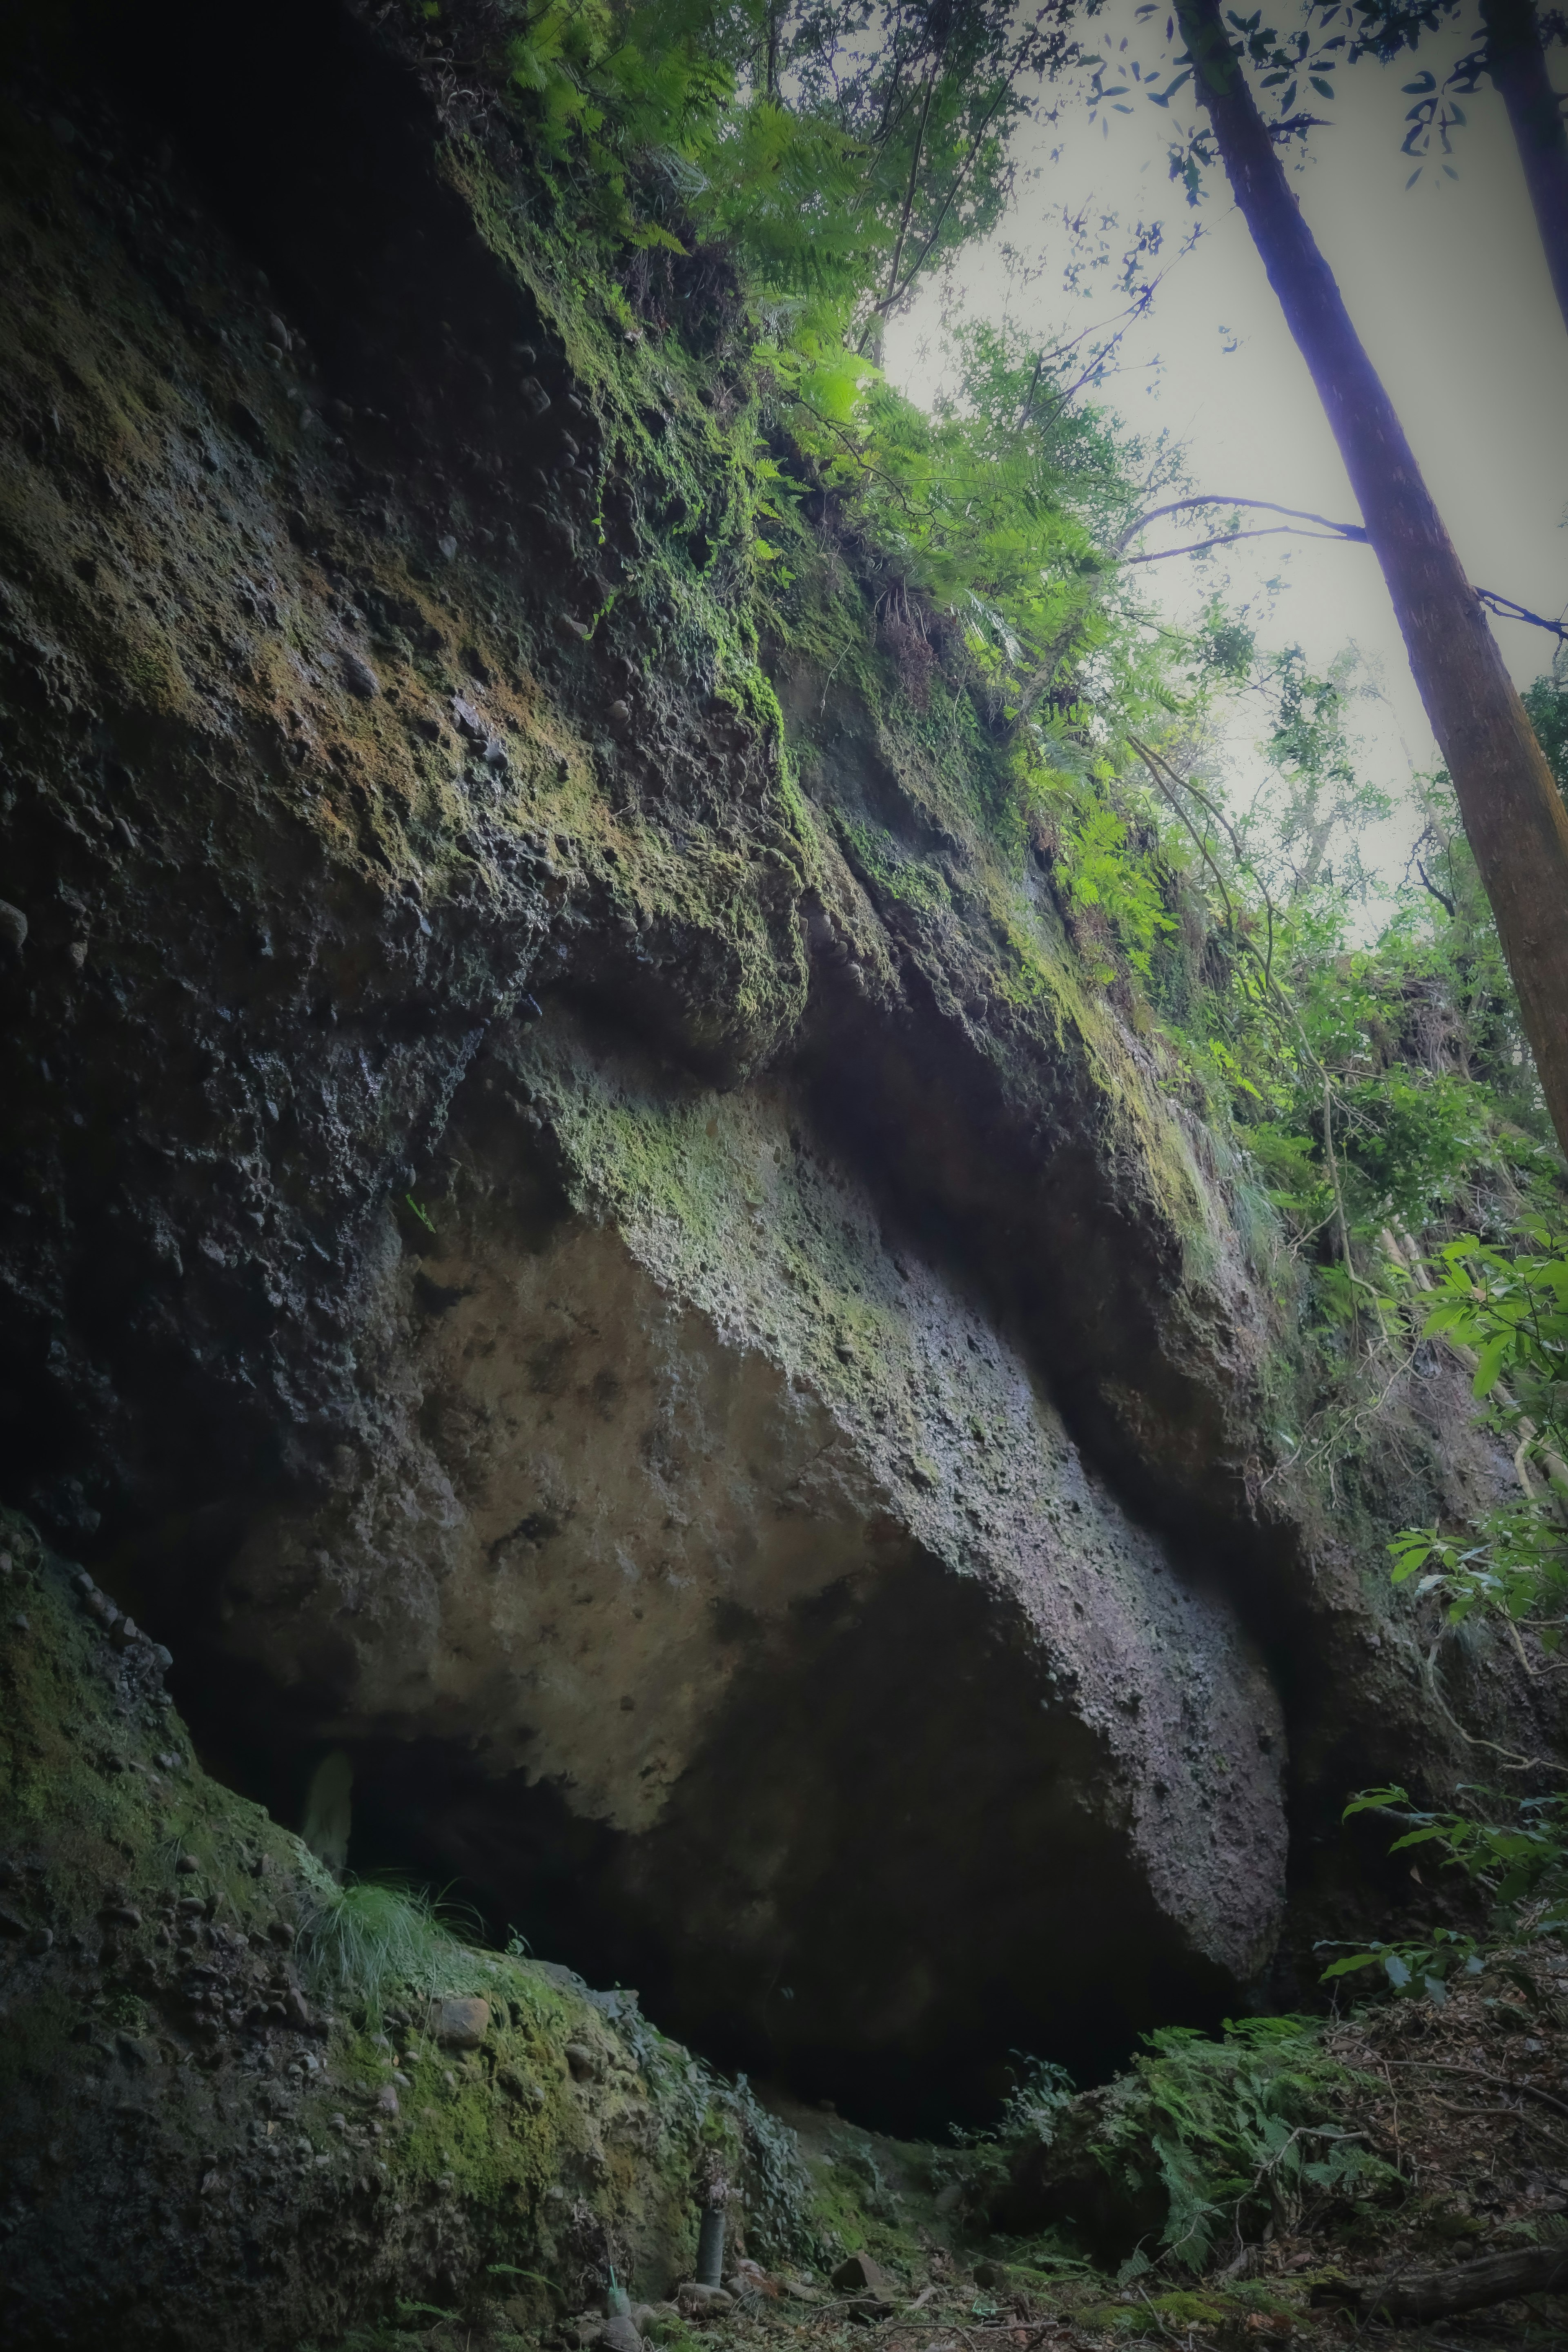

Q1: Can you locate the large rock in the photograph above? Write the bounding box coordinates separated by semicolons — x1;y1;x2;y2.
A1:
212;1012;1287;2103
0;1516;804;2351
0;0;1548;2140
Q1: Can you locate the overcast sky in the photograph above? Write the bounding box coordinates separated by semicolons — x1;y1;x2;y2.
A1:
884;0;1568;902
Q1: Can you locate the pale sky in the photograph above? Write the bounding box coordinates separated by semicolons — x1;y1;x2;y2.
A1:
885;0;1568;900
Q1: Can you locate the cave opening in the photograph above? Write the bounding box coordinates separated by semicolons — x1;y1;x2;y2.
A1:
172;1535;1247;2143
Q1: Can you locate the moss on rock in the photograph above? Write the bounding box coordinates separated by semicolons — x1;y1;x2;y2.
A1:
0;1510;813;2349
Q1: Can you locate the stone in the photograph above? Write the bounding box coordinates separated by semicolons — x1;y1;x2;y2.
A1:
176;1854;199;1873
563;2040;597;2080
451;696;486;741
100;1904;142;1927
374;2084;399;2116
599;2318;642;2352
342;651;380;698
437;534;459;559
25;1925;52;1954
428;1996;490;2049
518;376;551;417
831;2255;896;2297
676;2284;733;2314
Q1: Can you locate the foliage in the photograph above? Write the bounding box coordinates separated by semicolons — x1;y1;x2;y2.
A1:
1523;657;1568;799
495;0;1074;336
1083;2019;1393;2273
1305;0;1568;192
1320;1782;1568;1999
1387;1227;1568;1641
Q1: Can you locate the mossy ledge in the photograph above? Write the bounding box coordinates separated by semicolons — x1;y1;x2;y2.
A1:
0;1511;811;2349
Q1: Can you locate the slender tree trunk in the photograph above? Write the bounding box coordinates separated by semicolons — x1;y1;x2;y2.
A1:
1174;0;1568;1161
1482;0;1568;336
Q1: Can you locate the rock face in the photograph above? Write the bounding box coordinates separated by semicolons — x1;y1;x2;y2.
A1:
214;1015;1287;2105
0;1517;806;2351
0;0;1548;2150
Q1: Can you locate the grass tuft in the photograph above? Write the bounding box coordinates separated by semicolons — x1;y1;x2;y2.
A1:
296;1875;489;2026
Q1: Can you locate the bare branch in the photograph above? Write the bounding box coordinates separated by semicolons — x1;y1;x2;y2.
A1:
1116;494;1368;553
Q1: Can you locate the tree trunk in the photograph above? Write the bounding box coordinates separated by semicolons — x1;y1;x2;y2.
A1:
1174;0;1568;1163
1483;0;1568;336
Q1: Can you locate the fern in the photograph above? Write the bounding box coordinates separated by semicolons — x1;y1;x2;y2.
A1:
1085;2019;1396;2272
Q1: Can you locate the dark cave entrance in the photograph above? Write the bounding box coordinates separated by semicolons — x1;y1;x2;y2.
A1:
173;1540;1243;2142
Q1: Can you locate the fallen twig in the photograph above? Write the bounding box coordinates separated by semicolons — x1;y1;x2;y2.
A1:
1374;2060;1568;2124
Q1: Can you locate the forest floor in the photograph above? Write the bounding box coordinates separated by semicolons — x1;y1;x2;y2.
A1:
327;1942;1568;2352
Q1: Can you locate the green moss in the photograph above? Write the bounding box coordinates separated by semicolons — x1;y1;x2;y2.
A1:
0;1509;819;2335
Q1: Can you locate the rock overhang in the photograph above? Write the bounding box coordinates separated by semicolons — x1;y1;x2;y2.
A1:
203;1011;1286;2113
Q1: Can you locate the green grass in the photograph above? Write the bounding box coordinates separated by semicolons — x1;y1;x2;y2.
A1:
296;1876;490;2026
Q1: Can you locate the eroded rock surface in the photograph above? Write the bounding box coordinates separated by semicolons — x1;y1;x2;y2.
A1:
0;0;1550;2148
0;1516;804;2351
214;1018;1286;2098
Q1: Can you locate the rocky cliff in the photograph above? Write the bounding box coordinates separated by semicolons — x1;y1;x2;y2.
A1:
0;6;1554;2337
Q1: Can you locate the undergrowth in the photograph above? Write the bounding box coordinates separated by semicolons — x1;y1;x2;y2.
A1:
1092;2020;1396;2277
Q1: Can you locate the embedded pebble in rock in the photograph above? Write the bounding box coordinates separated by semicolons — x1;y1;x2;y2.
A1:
428;1996;490;2049
0;901;24;956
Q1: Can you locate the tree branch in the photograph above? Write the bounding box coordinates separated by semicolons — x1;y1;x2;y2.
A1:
1124;523;1371;564
1116;494;1369;552
1114;502;1568;639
